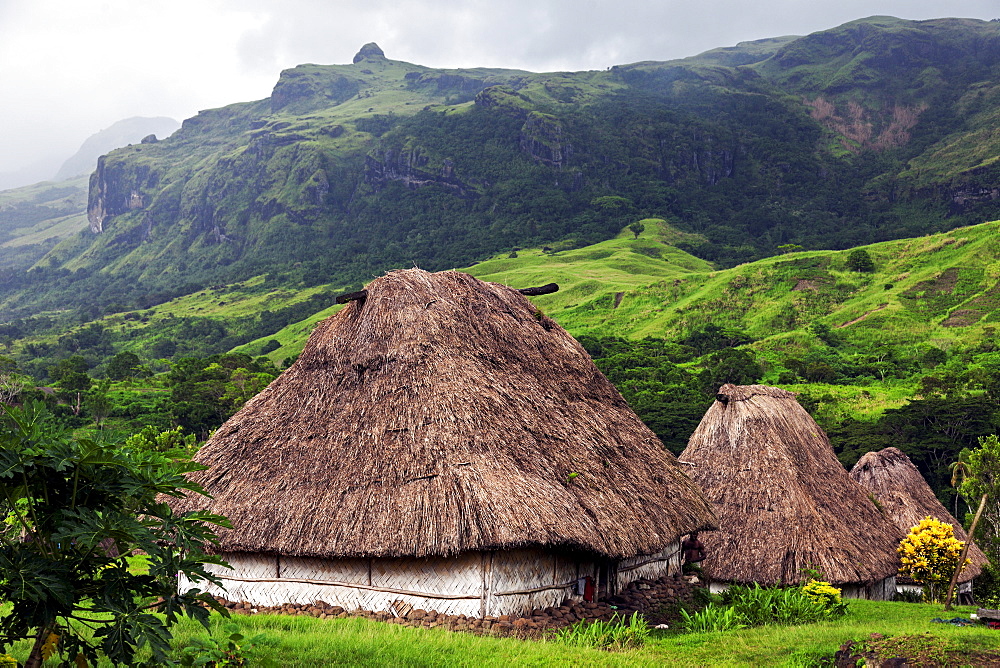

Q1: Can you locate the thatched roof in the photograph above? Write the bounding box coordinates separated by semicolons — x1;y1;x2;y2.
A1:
850;447;988;582
678;384;901;586
171;268;716;560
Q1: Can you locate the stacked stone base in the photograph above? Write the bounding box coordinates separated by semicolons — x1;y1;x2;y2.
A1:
212;573;701;637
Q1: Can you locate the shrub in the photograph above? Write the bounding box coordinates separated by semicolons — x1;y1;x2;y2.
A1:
679;604;746;632
259;339;281;355
680;584;840;633
972;562;1000;608
178;623;266;667
801;580;847;615
893;588;925;603
846;248;875;272
554;612;650;650
898;517;968;602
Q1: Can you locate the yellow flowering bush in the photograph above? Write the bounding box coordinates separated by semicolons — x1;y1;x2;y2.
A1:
898;517;968;602
801;579;844;612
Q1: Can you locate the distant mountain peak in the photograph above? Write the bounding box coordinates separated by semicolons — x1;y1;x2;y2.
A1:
54;116;179;181
353;42;385;63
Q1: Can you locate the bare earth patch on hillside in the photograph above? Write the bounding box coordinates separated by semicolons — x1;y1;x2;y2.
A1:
837;303;888;328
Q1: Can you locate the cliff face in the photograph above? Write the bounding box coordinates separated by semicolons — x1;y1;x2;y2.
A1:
87;155;157;233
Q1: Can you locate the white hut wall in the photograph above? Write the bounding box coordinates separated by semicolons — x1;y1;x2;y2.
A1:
181;545;680;617
841;576;897;601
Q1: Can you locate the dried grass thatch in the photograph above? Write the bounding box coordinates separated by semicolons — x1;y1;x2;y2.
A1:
850;447;987;581
679;384;901;587
171;268;716;560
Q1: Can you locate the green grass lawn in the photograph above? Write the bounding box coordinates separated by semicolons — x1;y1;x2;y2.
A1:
7;599;994;667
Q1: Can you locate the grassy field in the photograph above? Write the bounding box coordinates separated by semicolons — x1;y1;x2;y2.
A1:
5;599;994;667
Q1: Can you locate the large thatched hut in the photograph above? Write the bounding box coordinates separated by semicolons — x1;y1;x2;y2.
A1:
850;447;988;583
171;268;716;616
678;384;901;599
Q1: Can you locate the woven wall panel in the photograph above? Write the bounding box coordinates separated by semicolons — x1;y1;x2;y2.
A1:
484;550;596;617
281;555;369;584
489;589;569;617
615;542;681;582
182;548;674;616
211;553;276;579
182;574;484;615
370;552;482;595
842;576;897;601
490;548;554;592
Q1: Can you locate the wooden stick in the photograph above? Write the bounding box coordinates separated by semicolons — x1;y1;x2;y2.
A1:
944;493;988;610
517;283;559;296
616;549;681;574
493;581;577;596
336;290;368;304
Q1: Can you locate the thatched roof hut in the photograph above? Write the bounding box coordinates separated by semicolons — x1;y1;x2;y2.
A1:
850;447;988;583
171;268;716;616
678;384;901;599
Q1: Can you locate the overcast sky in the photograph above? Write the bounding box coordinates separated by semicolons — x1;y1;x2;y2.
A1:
1;0;998;186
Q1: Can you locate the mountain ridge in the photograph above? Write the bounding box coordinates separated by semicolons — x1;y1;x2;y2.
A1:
5;17;1000;327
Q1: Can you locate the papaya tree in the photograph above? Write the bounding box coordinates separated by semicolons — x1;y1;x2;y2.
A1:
0;402;229;667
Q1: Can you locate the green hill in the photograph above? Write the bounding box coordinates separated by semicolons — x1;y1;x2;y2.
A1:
218;217;1000;381
0;176;89;272
8;218;998;505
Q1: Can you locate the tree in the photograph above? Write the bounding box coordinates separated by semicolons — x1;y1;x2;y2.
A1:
105;352;149;382
47;356;89;385
954;434;1000;561
680;324;753;357
221;368;277;411
259;340;281;356
698;348;763;394
0;403;229;667
846;248;875;272
897;517;967;603
84;379;113;428
628;222;645;239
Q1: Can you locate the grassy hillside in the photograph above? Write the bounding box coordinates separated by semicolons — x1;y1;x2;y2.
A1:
0;176;89;271
223;218;1000;386
17;215;999;380
470;219;1000;346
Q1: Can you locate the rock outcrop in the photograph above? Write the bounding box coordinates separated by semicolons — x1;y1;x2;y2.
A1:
353;42;385;63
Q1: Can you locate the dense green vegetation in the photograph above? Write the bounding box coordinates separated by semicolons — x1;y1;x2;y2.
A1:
2;217;998;508
0;403;226;667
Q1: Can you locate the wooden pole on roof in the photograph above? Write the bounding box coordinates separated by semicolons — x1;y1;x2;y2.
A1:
943;493;988;611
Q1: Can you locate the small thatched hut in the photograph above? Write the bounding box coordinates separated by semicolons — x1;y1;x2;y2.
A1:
850;447;988;584
678;384;901;599
171;268;716;616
